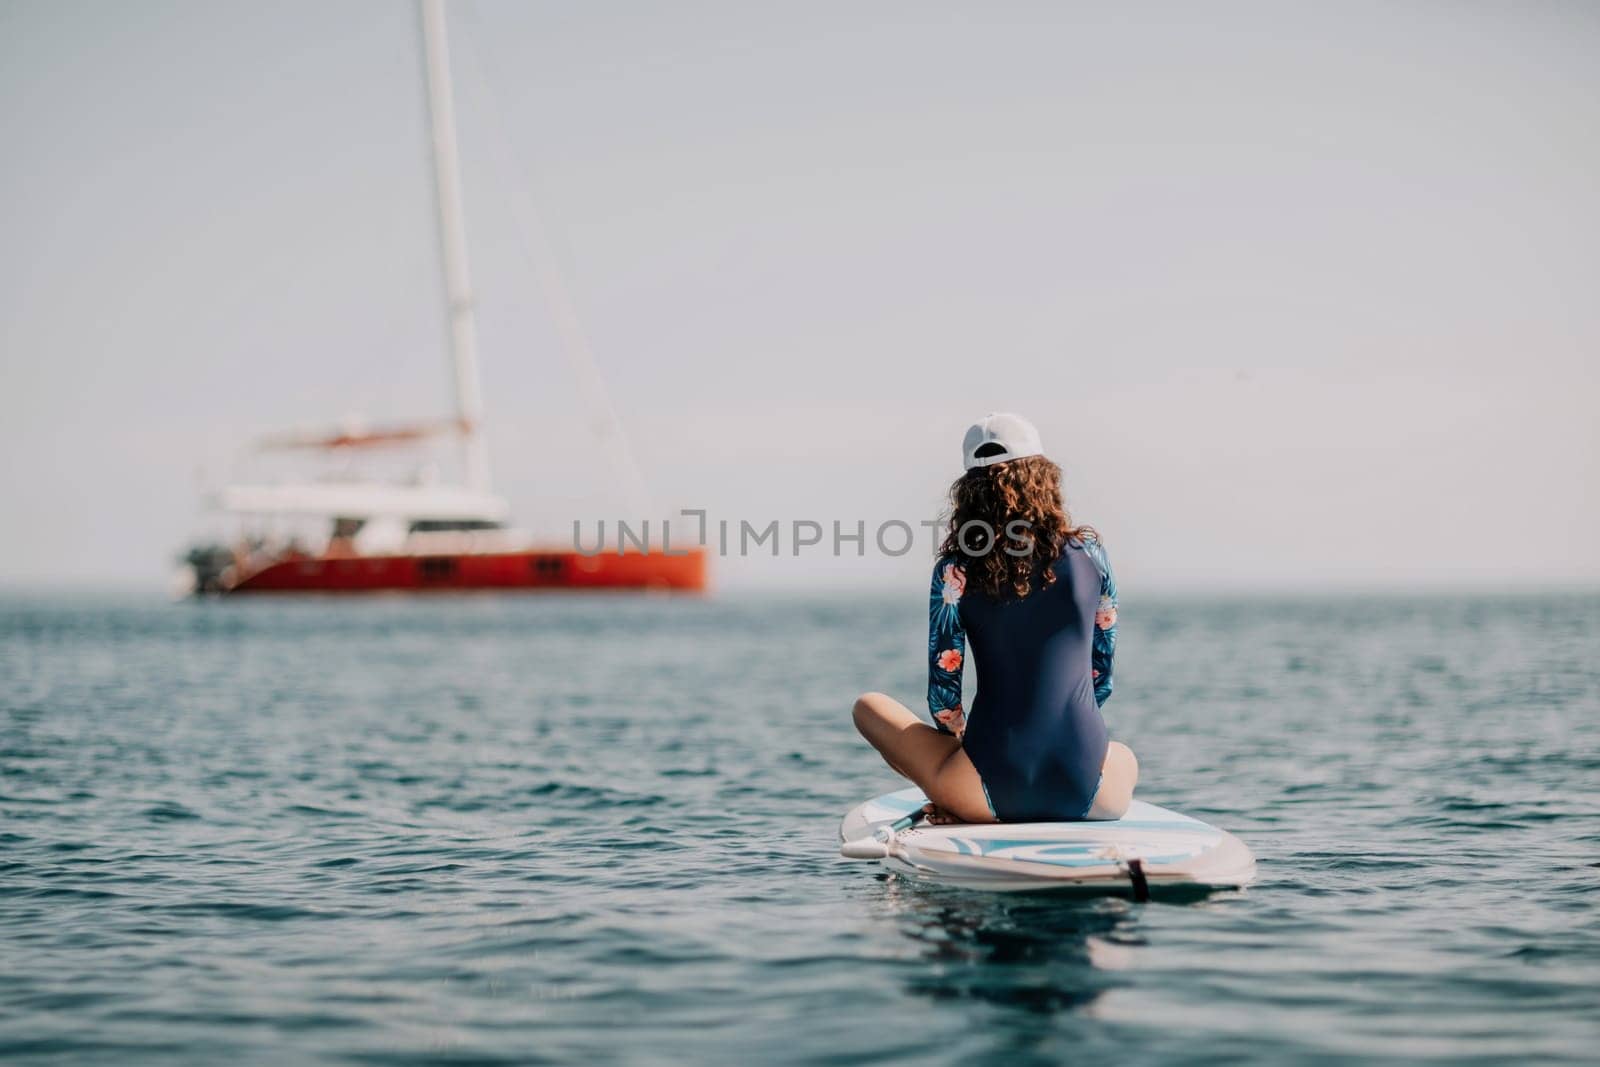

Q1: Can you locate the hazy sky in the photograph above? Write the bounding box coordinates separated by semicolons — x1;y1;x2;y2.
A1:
3;1;1597;592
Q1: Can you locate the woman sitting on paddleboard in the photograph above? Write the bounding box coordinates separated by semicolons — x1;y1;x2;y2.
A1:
853;412;1138;824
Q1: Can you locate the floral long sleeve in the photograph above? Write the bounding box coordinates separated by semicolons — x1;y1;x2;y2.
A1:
1081;536;1117;706
927;558;967;737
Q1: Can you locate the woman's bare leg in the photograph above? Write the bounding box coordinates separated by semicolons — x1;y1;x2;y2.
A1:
851;692;996;824
1084;741;1139;820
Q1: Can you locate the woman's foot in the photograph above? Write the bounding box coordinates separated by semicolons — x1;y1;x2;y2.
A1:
920;802;962;825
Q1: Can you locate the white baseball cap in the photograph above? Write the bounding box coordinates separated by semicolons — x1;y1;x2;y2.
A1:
962;412;1044;470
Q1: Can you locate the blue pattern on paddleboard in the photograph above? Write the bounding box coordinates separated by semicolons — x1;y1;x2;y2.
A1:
910;838;1198;869
873;793;925;815
863;790;1214;835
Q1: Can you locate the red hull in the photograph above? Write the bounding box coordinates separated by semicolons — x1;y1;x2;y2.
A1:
227;547;707;594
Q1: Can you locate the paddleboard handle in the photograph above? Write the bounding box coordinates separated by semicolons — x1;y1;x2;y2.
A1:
883;806;928;835
839;838;892;859
840;806;929;861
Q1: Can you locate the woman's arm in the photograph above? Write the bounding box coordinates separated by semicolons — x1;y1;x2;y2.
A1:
1083;538;1118;706
927;558;968;737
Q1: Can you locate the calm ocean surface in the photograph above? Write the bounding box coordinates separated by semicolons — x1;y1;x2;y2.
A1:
2;590;1597;1065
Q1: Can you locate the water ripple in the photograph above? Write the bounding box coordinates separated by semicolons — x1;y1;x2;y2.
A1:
1;591;1597;1063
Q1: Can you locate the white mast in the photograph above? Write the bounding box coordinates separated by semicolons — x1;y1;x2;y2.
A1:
419;0;492;493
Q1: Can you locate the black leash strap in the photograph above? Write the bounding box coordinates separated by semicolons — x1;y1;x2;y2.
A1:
1127;858;1150;902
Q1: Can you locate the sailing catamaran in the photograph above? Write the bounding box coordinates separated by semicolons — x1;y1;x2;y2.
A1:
179;0;705;595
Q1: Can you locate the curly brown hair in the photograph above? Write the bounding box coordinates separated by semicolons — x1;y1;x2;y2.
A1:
938;455;1095;600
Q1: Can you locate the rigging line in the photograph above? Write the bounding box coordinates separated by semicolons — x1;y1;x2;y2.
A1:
451;1;654;523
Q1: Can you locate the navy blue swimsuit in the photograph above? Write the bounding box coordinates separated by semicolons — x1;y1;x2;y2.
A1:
927;537;1118;821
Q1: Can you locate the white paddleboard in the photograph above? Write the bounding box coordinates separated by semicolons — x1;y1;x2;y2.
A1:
839;786;1255;896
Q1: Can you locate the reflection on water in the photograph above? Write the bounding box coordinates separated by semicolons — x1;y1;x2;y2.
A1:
876;878;1143;1015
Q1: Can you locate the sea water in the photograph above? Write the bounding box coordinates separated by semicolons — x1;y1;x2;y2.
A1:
2;591;1596;1064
